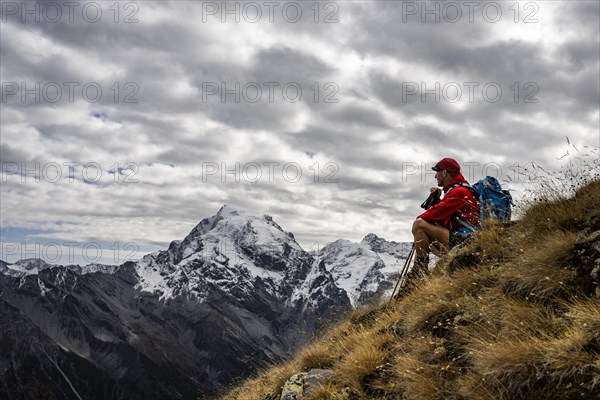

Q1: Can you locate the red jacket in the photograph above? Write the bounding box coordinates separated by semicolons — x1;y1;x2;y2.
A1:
417;173;480;232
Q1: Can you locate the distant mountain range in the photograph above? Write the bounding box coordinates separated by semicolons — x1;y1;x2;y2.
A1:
0;205;411;399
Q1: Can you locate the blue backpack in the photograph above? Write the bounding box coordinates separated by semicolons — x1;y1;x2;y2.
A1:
452;177;514;240
472;176;514;222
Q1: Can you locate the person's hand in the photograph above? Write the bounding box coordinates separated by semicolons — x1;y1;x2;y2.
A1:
421;188;442;209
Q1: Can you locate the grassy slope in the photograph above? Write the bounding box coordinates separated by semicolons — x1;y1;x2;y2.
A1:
221;180;600;400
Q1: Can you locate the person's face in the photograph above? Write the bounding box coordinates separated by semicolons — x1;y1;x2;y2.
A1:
435;169;448;187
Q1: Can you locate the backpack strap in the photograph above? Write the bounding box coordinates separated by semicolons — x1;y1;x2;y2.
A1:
446;184;480;234
447;183;480;201
453;216;478;233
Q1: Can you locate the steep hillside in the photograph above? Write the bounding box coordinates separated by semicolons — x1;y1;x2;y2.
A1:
221;179;600;400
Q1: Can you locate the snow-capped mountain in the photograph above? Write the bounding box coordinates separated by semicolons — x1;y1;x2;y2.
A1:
134;205;342;305
313;233;412;307
1;207;413;310
0;205;356;399
0;206;413;398
0;258;118;277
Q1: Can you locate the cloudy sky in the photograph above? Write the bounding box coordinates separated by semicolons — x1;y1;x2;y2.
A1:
1;0;599;264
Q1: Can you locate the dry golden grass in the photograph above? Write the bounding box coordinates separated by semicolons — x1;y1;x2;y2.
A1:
393;353;439;399
463;219;512;259
305;383;351;400
465;324;599;398
332;330;394;396
219;179;600;400
497;231;577;303
297;320;354;371
298;341;338;371
222;361;298;400
520;174;600;236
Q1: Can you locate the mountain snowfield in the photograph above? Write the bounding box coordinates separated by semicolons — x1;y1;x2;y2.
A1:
313;233;412;307
134;205;312;303
2;205;412;308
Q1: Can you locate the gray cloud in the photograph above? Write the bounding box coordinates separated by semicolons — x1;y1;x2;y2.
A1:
1;0;598;256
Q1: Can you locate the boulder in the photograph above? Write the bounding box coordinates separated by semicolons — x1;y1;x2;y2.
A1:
280;369;332;400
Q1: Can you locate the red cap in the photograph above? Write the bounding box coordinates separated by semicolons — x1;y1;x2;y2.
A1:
432;158;460;175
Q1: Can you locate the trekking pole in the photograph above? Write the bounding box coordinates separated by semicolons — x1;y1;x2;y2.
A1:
387;243;416;307
387;190;438;307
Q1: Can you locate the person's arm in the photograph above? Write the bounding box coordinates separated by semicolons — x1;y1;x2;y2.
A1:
417;188;472;228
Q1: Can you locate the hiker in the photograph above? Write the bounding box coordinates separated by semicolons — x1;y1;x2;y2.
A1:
410;158;480;277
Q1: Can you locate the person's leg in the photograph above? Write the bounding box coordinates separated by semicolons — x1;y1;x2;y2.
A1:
397;220;450;298
411;218;450;258
412;218;450;273
401;218;450;293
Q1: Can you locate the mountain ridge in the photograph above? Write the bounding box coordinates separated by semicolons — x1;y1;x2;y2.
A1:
0;205;410;399
1;205;411;305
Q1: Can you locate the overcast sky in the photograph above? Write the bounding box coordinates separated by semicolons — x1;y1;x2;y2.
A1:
1;0;599;264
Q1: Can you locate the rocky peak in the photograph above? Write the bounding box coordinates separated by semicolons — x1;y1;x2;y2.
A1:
314;235;411;307
216;204;242;218
14;258;52;271
361;233;381;243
